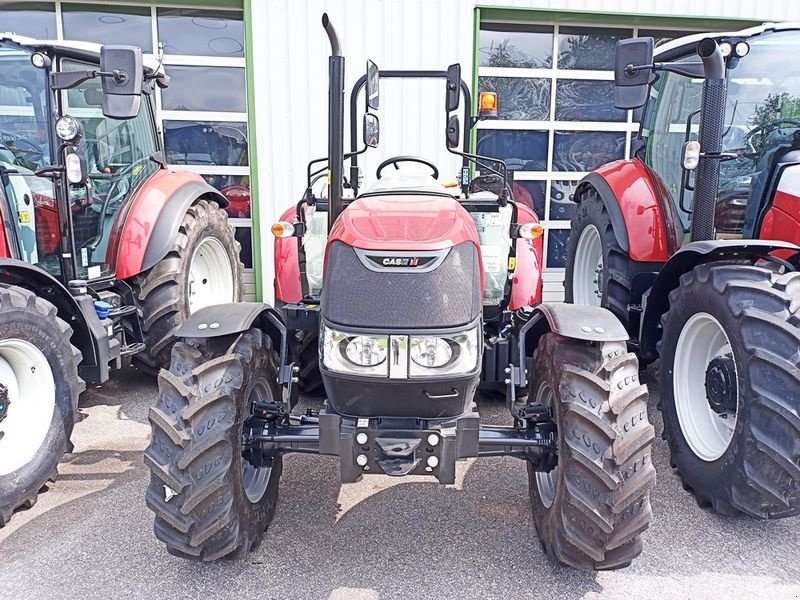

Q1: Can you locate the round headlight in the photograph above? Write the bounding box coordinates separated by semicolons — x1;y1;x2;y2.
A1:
345;336;387;367
31;52;51;69
55;116;83;143
410;337;452;368
735;41;750;58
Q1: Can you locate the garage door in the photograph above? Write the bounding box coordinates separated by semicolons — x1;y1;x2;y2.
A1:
476;19;702;301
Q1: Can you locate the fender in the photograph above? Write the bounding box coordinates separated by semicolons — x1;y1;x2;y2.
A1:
0;258;113;383
112;170;229;280
578;158;672;262
639;239;800;360
176;302;293;386
275;205;303;303
508;202;543;309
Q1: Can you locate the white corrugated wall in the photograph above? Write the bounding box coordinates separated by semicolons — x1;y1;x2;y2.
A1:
248;0;800;303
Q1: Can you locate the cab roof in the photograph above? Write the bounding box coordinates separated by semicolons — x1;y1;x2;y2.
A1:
654;22;800;62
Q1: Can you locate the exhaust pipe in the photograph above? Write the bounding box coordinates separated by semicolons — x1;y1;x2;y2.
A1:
322;13;345;233
690;38;727;242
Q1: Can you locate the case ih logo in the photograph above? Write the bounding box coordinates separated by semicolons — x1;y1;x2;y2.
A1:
366;255;436;269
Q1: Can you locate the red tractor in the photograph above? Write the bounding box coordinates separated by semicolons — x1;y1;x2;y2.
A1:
565;24;800;518
0;35;243;524
144;15;655;570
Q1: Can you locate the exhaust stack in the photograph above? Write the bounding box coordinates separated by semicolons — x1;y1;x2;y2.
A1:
690;38;726;242
322;13;345;233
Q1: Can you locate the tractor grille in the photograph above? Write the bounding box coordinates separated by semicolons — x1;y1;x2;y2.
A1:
321;241;481;329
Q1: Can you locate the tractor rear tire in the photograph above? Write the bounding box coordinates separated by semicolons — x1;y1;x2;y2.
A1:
565;188;633;329
0;285;83;526
658;264;800;518
527;333;655;570
144;328;282;560
133;199;243;375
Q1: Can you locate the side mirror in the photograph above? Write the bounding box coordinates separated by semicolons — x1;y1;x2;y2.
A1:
366;60;380;110
446;115;460;149
363;113;380;148
446;63;461;113
614;37;654;109
100;46;143;119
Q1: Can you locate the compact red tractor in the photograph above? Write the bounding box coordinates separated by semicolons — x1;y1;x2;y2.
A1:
0;35;242;524
565;24;800;518
145;15;655;570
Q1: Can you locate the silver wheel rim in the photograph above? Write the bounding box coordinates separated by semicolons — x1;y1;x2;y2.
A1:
673;312;738;462
572;224;603;306
534;383;558;509
188;236;235;313
0;339;56;476
241;379;273;503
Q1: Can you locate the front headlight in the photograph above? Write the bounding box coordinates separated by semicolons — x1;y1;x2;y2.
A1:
408;327;479;378
322;326;388;377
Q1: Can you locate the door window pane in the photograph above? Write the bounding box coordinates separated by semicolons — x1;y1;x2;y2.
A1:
477;130;549;172
479;77;550;121
0;3;56;39
162;67;246;112
547;230;570;268
203;175;250;218
157;9;244;57
549;180;579;221
163;121;248;166
555;80;626;122
552;131;626;172
62;4;153;52
558;27;631;70
479;24;553;68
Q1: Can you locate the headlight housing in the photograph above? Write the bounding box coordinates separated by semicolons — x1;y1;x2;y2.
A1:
321;323;480;378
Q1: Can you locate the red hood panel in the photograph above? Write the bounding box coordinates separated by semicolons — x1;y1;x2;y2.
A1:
328;194;480;251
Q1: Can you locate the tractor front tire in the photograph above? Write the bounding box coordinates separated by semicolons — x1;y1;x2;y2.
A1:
0;285;83;526
659;264;800;518
144;328;282;560
527;333;655;570
133;199;243;374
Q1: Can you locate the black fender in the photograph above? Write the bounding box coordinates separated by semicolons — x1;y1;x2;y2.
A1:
0;259;112;383
177;302;294;386
141;179;228;272
576;173;630;253
639;239;800;360
517;302;629;386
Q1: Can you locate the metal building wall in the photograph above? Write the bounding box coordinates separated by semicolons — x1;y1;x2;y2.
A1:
248;0;800;303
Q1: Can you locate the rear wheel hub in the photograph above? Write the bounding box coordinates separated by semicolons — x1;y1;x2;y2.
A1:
705;354;737;414
0;383;8;424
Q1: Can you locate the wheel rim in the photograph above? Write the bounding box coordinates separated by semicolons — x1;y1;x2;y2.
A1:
0;339;56;476
572;224;603;306
241;379;274;503
188;236;235;313
534;383;558;509
673;312;738;462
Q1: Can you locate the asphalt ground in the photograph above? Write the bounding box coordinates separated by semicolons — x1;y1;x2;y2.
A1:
0;365;799;600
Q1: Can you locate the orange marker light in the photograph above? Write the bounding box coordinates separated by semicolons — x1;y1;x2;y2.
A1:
518;222;544;240
479;91;498;118
271;221;295;238
442;180;459;188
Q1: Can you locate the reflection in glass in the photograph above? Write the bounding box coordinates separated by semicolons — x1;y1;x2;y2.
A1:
513;180;546;218
157;9;244;57
164;121;248;166
476;130;548;172
479;77;550;120
203;175;250;218
479;24;553;68
235;227;253;269
558;27;631;70
556;80;626;122
638;29;702;48
0;3;56;39
161;67;246;112
547;230;570;268
62;4;153;52
549;180;580;220
553;131;625;172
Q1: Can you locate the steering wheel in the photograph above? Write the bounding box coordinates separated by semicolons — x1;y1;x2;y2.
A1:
744;119;800;150
376;155;439;180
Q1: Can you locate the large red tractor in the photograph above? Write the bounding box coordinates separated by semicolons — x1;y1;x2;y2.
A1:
565;24;800;518
0;35;243;524
144;15;655;570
